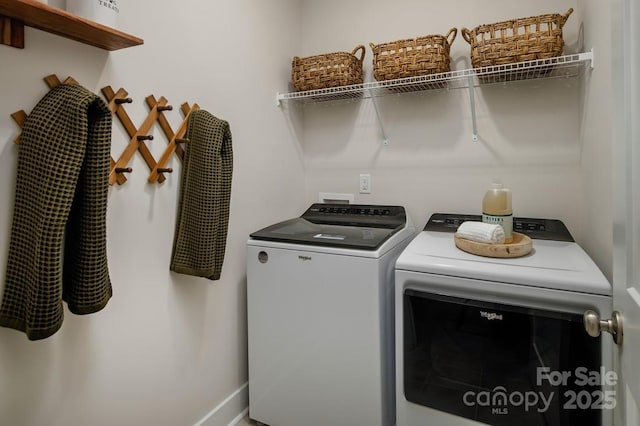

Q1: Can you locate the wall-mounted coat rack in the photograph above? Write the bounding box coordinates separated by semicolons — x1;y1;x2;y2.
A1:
10;74;199;185
145;95;199;184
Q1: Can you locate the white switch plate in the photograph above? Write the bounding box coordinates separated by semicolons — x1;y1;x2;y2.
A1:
359;174;371;194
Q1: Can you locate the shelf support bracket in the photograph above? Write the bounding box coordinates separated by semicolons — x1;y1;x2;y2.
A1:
0;15;24;48
368;89;389;146
467;75;479;142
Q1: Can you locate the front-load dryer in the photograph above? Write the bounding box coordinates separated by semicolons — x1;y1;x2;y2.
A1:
395;213;613;426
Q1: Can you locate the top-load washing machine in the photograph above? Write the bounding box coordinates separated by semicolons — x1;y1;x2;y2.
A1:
395;213;613;426
247;203;415;426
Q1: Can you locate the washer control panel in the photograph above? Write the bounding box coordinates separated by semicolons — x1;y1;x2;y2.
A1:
303;203;406;229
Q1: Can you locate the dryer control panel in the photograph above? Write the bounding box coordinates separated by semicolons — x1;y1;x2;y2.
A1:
425;213;574;241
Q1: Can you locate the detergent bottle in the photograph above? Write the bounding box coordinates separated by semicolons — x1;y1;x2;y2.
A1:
482;178;513;243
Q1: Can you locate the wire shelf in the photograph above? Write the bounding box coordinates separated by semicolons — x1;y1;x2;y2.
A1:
277;51;593;105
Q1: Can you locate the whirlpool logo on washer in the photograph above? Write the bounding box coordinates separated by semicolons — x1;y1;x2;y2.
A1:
298;255;312;261
480;311;503;321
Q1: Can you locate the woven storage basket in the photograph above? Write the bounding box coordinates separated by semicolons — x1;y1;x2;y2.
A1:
462;8;573;69
291;45;366;92
370;28;457;81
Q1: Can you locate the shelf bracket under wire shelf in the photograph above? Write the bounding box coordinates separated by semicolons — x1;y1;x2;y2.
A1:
368;89;389;146
467;75;479;142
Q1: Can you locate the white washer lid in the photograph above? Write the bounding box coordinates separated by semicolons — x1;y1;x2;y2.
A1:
395;231;612;296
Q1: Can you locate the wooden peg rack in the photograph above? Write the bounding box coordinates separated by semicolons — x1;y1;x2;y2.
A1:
10;74;199;186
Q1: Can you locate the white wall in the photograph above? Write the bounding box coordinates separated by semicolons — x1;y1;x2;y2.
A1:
0;1;304;425
294;0;613;278
576;0;614;280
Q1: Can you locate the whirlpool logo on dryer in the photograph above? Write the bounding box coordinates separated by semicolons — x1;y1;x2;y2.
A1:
298;255;312;261
480;311;503;321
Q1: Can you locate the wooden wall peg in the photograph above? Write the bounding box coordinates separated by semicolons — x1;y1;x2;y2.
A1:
148;100;200;184
102;86;145;184
146;95;186;160
102;85;165;185
108;95;169;185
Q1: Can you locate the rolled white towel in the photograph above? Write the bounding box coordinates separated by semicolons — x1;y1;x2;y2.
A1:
456;221;505;244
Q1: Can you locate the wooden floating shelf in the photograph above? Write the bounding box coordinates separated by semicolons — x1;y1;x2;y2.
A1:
0;0;143;51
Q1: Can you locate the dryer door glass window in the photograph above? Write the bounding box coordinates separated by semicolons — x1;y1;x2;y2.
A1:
403;290;602;426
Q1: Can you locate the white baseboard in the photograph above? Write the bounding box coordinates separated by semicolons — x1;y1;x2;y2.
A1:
194;382;249;426
227;407;250;426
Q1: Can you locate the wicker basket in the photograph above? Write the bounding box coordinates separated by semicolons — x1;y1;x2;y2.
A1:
291;45;366;92
462;8;574;69
369;28;457;81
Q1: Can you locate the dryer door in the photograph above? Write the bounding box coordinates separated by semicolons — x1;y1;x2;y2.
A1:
403;290;605;426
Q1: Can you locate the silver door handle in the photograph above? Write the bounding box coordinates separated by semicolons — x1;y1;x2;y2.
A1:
583;310;624;345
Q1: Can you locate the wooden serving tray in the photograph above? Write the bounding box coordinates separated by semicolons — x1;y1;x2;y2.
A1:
454;231;532;258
